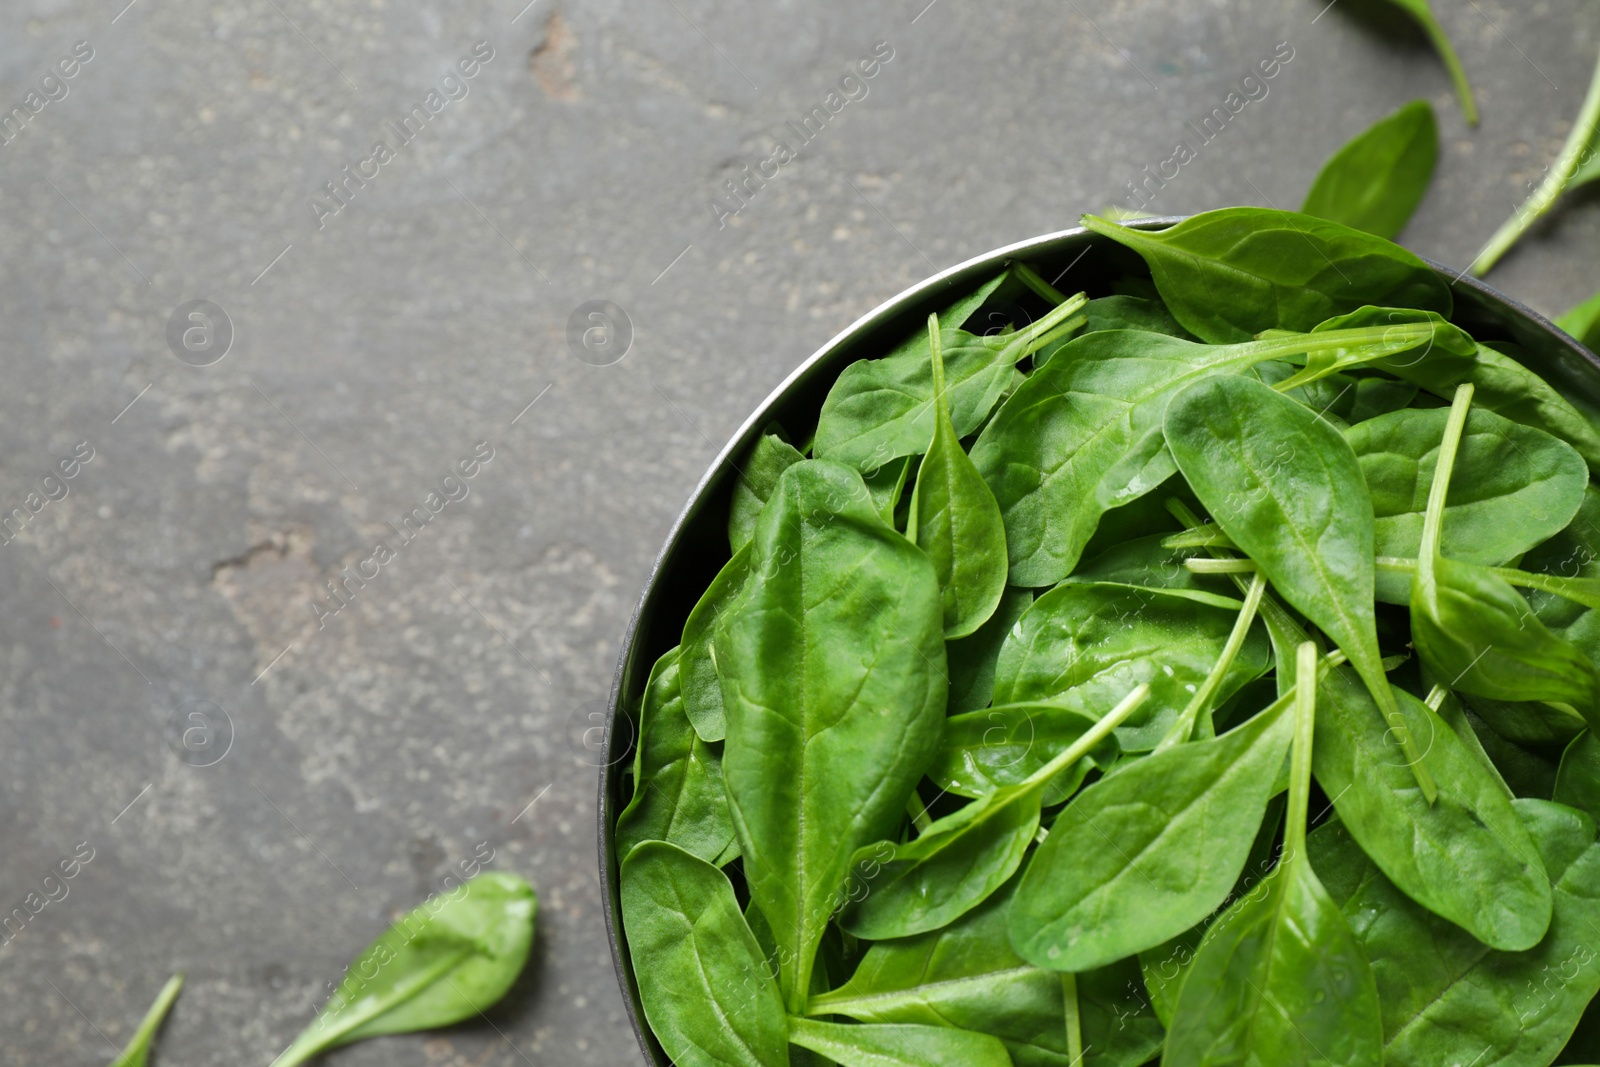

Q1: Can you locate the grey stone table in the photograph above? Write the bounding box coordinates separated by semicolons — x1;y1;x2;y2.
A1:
1;0;1595;1062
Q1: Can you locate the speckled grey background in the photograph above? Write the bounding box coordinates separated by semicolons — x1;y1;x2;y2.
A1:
0;0;1595;1063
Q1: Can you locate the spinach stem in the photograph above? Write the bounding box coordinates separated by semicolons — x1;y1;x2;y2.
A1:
928;313;949;421
1417;384;1477;582
1022;683;1149;789
1473;43;1600;274
110;972;184;1067
1013;261;1070;305
906;787;932;834
998;292;1089;365
1285;643;1319;862
1157;571;1267;751
1063;972;1084;1064
1378;554;1600;612
1187;557;1258;574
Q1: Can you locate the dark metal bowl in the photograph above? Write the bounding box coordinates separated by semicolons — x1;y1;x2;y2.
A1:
595;217;1600;1066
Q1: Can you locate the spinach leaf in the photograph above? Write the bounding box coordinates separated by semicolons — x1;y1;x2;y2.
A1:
1080;294;1195;339
1163;371;1438;792
1081;209;1451;344
1066;532;1218;594
1312;664;1553;950
1312;800;1600;1067
974;322;1453;583
1408;386;1600;731
1473;51;1600;274
1302;100;1439;239
1559;288;1600;352
108;972;183;1067
842;686;1145;940
677;545;748;743
716;459;947;1011
908;313;1010;638
273;872;537;1067
1378;1;1477;124
928;701;1118;804
1347;405;1587;601
1008;685;1295;972
991;581;1269;752
788;1018;1012;1067
729;430;805;553
1463;344;1600;473
1163;642;1385;1067
946;587;1033;714
1557;732;1600;823
864;454;913;527
815;286;1086;472
621;842;790;1067
814;875;1164;1067
616;647;737;865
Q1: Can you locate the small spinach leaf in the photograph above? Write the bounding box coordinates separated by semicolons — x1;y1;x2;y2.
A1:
928;702;1117;804
273;873;537;1067
787;1018;1012;1067
946;587;1033;714
1163;642;1385;1067
1302;100;1439;239
1164;371;1437;791
729;430;805;553
1008;686;1295;972
992;581;1269;752
1347;405;1587;601
621;842;789;1067
616;647;737;865
717;459;947;1011
1313;800;1600;1066
814;874;1164;1067
1312;665;1553;950
1081;208;1451;344
909;313;1010;638
841;687;1145;940
677;545;749;743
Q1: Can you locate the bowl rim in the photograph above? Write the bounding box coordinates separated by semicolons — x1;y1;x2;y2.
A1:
594;214;1600;1066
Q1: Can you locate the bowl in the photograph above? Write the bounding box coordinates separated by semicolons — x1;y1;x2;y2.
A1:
594;216;1600;1066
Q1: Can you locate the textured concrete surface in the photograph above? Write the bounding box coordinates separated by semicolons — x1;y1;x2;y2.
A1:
0;0;1596;1063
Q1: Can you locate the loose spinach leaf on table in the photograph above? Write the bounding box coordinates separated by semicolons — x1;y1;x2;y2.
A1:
1312;664;1553;950
1163;643;1385;1067
841;687;1145;941
814;278;1085;472
814;875;1164;1067
729;430;805;553
716;459;947;1011
676;546;749;743
621;842;789;1067
991;580;1269;751
1080;208;1451;344
1163;371;1438;791
1008;686;1295;972
908;313;1010;638
1302;100;1439;239
946;586;1033;714
787;1018;1013;1067
1312;800;1600;1067
616;647;737;865
108;973;183;1067
273;872;537;1067
1347;405;1587;601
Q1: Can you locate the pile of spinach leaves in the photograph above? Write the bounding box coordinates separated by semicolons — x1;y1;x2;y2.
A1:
616;200;1600;1067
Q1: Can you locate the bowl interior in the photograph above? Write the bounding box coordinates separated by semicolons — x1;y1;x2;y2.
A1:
596;218;1600;1066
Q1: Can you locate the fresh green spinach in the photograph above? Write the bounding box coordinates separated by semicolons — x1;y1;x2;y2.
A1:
1302;100;1439;239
